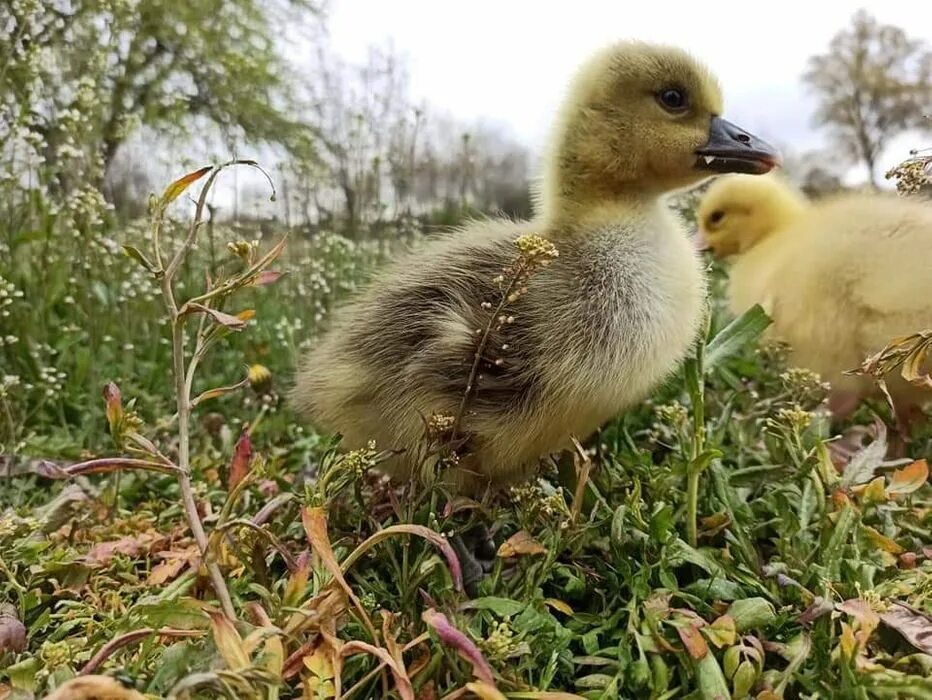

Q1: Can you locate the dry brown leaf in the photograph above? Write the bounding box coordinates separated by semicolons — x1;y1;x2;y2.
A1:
83;531;164;566
677;622;709;660
43;675;147;700
227;429;253;490
888;459;929;496
497;530;547;558
207;609;251;671
862;525;904;555
880;602;932;655
0;604;26;653
147;545;200;586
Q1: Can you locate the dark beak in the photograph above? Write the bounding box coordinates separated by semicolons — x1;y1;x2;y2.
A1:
695;117;781;175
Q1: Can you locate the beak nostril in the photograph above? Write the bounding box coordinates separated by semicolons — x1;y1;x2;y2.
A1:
736;133;751;144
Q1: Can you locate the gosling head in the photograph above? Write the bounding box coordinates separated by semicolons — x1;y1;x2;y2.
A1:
540;42;781;222
696;174;810;257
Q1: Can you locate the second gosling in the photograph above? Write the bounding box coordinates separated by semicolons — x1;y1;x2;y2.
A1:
294;42;780;493
697;173;932;429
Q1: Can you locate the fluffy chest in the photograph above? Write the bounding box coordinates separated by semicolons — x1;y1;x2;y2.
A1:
539;218;705;411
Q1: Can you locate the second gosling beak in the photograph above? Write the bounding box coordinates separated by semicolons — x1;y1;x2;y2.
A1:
695;117;781;175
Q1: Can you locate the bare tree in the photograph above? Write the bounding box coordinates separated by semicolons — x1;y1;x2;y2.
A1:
804;10;932;186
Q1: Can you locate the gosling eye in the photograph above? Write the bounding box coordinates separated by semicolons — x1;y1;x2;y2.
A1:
706;210;725;227
656;87;689;113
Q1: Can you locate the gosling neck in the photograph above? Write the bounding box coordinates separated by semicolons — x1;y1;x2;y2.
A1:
538;174;666;234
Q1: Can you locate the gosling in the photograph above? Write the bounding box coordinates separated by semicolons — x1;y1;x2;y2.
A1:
697;173;932;431
294;42;780;493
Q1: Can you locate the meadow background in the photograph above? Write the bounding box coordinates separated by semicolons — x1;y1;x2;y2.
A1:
1;2;931;699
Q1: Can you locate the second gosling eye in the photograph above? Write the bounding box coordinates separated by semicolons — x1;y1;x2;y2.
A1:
657;87;689;113
707;210;725;226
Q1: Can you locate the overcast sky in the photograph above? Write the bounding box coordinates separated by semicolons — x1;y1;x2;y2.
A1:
328;0;932;184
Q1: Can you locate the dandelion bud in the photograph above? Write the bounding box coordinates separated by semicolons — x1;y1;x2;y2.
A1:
247;364;273;395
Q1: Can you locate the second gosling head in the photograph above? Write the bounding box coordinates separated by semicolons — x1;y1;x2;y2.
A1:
541;42;781;222
697;174;810;257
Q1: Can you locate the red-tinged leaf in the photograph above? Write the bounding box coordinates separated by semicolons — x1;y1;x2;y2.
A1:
253;270;284;286
301;507;377;638
497;530;547;558
83;532;163;566
228;429;253;490
880;602;932;654
44;675;147;700
422;608;496;686
677;622;709;660
160;166;212;206
207;609;250;671
339;523;463;592
341;639;413;700
888;459;928;496
102;382;123;434
185;303;249;330
0;604;26;653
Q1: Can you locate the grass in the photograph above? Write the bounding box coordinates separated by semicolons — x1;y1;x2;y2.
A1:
0;165;931;700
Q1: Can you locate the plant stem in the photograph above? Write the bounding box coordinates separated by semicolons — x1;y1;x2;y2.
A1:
452;260;526;440
685;310;710;548
686;469;700;548
170;314;236;620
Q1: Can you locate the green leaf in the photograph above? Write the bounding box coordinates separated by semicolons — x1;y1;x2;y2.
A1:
122;244;159;274
460;597;526;617
821;504;859;580
704;304;772;371
692;641;731;700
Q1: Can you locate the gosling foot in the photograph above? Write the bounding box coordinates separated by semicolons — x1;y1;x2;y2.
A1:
449;522;496;597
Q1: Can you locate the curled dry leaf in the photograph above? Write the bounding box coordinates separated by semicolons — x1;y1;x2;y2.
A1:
497;530;547;558
227;429;253;490
422;608;496;686
252;270;284;286
887;459;928;496
83;531;164;566
147;544;200;586
185;303;251;330
160;166;212;207
341;639;414;700
43;675;147;700
207;609;251;671
799;596;834;625
0;604;26;653
880;602;932;655
676;621;709;660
